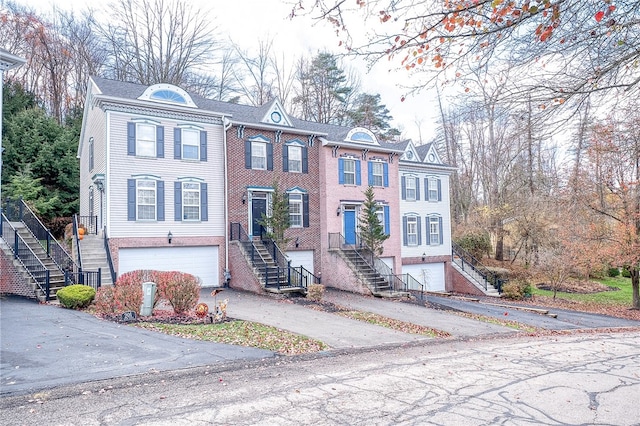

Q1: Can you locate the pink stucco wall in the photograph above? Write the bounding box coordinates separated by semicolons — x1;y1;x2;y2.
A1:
319;145;402;290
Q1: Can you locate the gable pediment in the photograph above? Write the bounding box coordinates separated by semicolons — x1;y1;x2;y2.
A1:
423;145;442;164
401;142;420;162
261;99;293;127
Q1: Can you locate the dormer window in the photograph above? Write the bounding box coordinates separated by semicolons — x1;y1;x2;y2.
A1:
138;83;197;107
345;127;378;145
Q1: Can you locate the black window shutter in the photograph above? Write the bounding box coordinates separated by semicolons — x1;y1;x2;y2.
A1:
402;216;408;246
127;179;136;220
401;176;406;200
201;183;208;221
267;143;273;170
303;194;309;228
174;128;182;159
416;177;421;201
425;177;430;201
157;180;165;221
437;179;442;201
302;146;308;173
245;141;251;169
425;217;431;245
200;131;207;161
156;126;164;158
127;122;136;156
174;182;182;221
417;217;422;246
283;145;289;172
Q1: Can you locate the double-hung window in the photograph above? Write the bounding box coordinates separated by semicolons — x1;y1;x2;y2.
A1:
174;180;208;222
182;129;200;160
252;142;267;170
406;177;416;201
128;121;164;158
136;123;156;157
371;162;384;187
137;180;157;220
289;193;303;227
127;178;164;221
343;159;355;185
407;216;418;246
288;146;302;173
426;177;441;201
427;215;443;245
182;182;201;221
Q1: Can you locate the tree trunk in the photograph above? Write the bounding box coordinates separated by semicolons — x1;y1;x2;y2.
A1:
632;267;640;310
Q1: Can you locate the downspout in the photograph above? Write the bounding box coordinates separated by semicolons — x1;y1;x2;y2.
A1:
223;116;232;279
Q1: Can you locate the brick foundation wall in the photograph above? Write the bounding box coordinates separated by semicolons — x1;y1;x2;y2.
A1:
227;241;263;294
0;248;35;299
322;251;370;295
450;266;485;296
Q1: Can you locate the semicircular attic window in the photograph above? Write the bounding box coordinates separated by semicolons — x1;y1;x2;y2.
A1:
138;83;197;108
345;127;378;144
150;89;187;104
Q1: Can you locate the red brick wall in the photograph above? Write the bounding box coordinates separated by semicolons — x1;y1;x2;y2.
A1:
227;241;263;293
0;249;35;299
450;266;485;296
323;250;371;295
226;126;323;274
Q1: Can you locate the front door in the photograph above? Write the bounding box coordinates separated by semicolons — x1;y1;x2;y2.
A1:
252;198;267;237
343;207;357;245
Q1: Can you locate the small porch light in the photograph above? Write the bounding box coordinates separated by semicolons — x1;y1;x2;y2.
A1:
336;206;341;216
422;252;426;262
242;193;246;204
168;231;173;244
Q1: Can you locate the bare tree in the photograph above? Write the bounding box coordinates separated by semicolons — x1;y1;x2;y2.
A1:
97;0;218;86
231;39;275;106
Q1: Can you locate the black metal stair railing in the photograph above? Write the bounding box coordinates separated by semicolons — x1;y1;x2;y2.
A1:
104;226;117;284
1;212;51;300
328;232;406;293
230;223;281;288
17;199;76;273
451;242;505;293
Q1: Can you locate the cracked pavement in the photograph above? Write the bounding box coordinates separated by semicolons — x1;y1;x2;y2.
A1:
1;332;639;425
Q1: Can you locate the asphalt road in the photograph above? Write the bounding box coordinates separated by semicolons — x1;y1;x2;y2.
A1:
1;332;639;425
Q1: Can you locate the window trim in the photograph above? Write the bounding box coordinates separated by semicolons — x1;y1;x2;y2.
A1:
288;193;303;228
288;145;303;173
426;215;444;245
136;179;157;221
181;128;200;160
406;216;418;246
181;181;201;221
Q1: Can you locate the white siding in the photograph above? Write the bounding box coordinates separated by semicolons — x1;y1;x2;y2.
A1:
287;250;315;273
106;111;225;239
399;169;452;258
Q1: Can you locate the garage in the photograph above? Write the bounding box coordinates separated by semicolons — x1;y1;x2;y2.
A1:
286;250;315;273
118;246;219;287
402;262;445;292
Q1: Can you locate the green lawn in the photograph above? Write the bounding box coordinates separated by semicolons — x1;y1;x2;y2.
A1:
531;276;633;305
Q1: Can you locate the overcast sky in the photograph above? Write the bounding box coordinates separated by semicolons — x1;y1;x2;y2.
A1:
18;0;438;142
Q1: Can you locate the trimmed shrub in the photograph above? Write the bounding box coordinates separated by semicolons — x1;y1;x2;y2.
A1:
57;284;96;309
621;268;631;278
161;271;201;314
307;284;325;301
93;271;146;315
607;267;620;277
501;279;532;300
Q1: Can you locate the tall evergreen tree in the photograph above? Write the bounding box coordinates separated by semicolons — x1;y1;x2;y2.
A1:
359;186;389;255
347;93;400;141
258;180;291;250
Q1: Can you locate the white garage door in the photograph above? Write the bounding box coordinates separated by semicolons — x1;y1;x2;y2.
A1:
402;262;445;292
119;246;219;287
286;250;314;273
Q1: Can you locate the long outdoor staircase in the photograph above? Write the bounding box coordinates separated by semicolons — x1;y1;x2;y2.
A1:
77;232;113;286
0;200;103;302
451;243;503;297
328;232;413;298
230;223;319;294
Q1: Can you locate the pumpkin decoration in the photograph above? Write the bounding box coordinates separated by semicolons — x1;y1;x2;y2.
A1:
78;227;86;240
195;302;209;318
